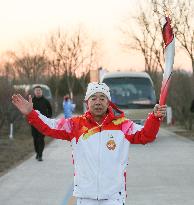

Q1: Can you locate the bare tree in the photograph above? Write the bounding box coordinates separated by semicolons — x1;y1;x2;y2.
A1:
151;0;194;75
121;2;165;73
13;53;49;84
1;41;50;84
0;51;18;81
78;40;100;92
168;70;193;128
48;29;82;98
121;0;194;74
173;0;194;75
0;77;22;138
47;27;100;98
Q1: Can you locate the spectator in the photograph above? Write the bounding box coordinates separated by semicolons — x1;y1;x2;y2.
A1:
63;94;75;118
31;85;52;161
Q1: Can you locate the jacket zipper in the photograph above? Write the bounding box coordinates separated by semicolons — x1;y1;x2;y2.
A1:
95;115;108;199
97;125;102;199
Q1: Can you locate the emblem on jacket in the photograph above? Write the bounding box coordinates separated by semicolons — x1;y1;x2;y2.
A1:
106;139;116;150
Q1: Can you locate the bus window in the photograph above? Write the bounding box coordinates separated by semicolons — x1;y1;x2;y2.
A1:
103;77;156;109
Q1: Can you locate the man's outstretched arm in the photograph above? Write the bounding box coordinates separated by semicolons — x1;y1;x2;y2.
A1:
12;94;72;141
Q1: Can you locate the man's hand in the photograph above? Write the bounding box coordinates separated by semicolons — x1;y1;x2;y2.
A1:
153;104;167;118
12;94;33;116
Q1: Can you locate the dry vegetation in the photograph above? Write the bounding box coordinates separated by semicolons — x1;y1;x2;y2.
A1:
0;121;52;177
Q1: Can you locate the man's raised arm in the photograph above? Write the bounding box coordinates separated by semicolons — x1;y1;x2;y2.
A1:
12;94;72;141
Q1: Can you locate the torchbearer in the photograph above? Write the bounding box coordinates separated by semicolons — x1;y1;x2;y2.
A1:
12;82;167;205
12;15;170;204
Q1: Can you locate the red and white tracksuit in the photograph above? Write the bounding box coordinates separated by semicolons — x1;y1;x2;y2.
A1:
27;105;160;204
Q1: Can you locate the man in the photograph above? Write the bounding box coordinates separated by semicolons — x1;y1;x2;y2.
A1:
12;82;166;205
31;85;52;161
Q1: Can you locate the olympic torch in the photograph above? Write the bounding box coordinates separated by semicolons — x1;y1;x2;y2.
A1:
159;15;175;105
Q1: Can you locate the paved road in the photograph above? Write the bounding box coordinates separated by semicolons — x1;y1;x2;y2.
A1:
0;127;194;205
126;128;194;205
0;139;74;205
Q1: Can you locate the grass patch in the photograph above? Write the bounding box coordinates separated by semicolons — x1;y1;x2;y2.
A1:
0;121;52;176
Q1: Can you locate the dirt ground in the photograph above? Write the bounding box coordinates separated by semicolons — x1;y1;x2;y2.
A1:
1;122;194;178
163;123;194;141
0;121;52;177
173;129;194;141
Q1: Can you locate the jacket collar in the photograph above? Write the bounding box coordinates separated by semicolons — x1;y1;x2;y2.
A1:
84;102;125;126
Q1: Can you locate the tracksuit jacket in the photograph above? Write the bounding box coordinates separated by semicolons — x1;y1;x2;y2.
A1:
26;104;160;200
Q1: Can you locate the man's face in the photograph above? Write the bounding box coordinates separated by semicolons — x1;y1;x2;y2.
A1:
34;87;43;98
87;92;109;117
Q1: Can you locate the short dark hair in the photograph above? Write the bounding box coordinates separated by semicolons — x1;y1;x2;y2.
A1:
33;85;42;90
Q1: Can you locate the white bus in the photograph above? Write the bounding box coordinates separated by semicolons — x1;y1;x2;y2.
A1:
101;71;156;125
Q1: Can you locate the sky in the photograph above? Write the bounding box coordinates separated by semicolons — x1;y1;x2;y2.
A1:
0;0;192;72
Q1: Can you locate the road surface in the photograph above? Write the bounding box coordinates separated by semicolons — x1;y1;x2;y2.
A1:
0;128;194;205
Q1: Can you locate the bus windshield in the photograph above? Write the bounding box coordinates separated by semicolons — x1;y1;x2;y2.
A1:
103;77;156;109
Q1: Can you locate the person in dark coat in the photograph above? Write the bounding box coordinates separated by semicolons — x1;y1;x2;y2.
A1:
31;85;52;161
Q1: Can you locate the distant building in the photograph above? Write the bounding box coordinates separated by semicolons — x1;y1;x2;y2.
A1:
89;67;108;82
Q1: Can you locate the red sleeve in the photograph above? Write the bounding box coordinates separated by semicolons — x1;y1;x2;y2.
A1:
27;109;72;141
125;113;160;144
